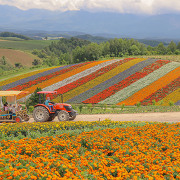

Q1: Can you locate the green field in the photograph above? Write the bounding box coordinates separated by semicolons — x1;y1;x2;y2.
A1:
0;39;55;50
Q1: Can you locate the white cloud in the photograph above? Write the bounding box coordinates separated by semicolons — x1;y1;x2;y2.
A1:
0;0;180;14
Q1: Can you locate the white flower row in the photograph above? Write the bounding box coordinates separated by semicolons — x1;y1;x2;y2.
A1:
99;62;180;104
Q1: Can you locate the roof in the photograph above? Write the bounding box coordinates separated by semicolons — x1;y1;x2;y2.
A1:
37;91;57;94
0;91;29;97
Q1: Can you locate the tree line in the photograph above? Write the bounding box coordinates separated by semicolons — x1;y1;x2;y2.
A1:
32;37;180;66
0;32;32;40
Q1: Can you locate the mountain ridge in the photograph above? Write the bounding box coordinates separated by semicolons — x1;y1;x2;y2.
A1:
1;5;180;39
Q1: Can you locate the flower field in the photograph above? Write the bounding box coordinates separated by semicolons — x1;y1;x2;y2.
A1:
0;58;180;105
0;121;180;179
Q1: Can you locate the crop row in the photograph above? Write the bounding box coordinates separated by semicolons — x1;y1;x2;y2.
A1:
60;58;146;103
0;122;180;179
83;60;169;104
118;66;180;105
100;62;180;104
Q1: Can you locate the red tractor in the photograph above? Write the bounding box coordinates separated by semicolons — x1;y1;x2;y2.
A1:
33;91;77;122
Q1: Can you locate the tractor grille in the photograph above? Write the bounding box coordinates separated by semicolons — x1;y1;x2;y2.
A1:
64;105;72;112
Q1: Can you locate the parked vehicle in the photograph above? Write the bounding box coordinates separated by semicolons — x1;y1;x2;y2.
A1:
0;91;29;123
33;91;77;122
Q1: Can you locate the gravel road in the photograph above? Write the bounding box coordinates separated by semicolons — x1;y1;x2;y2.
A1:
29;112;180;123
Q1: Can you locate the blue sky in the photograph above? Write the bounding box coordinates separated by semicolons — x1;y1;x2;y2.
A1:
0;0;180;15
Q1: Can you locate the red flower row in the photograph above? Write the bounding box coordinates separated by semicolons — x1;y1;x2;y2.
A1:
9;62;91;91
140;76;180;105
48;58;134;100
83;60;170;104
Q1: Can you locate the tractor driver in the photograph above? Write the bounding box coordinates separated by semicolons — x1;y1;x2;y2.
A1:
45;97;54;111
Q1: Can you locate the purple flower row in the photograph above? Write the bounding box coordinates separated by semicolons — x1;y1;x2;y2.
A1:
67;58;157;103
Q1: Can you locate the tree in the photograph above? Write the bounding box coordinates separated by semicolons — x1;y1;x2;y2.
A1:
167;41;176;53
32;59;41;66
84;43;102;61
157;43;167;55
26;87;43;107
176;42;180;50
0;56;7;65
129;45;140;55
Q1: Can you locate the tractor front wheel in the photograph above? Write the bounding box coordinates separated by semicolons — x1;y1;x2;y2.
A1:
69;114;76;120
58;110;69;121
33;106;49;122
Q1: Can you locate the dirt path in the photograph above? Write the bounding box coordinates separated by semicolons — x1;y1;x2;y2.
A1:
29;112;180;123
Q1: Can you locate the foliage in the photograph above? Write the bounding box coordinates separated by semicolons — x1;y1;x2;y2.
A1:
35;37;180;66
26;87;42;108
32;59;42;66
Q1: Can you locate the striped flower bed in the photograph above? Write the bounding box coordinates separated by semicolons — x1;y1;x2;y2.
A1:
2;58;179;105
56;58;146;102
17;59;112;100
118;66;180;105
8;62;91;91
42;59;121;93
141;77;180;105
49;58;133;100
100;62;180;104
83;60;169;104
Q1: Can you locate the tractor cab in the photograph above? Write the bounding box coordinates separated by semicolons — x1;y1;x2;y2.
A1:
33;91;77;122
0;91;30;123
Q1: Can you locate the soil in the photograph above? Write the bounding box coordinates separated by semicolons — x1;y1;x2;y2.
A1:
28;112;180;123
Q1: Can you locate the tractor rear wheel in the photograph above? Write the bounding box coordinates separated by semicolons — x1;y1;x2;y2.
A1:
33;106;49;122
58;110;69;121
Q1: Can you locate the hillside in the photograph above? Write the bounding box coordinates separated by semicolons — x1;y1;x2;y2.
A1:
1;58;179;106
0;49;38;66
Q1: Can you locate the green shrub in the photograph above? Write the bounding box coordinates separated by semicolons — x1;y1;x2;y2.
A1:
78;104;83;113
28;106;34;113
136;102;141;108
169;101;174;106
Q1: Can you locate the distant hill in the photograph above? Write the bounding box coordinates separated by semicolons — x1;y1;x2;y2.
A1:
75;34;110;43
1;5;180;39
